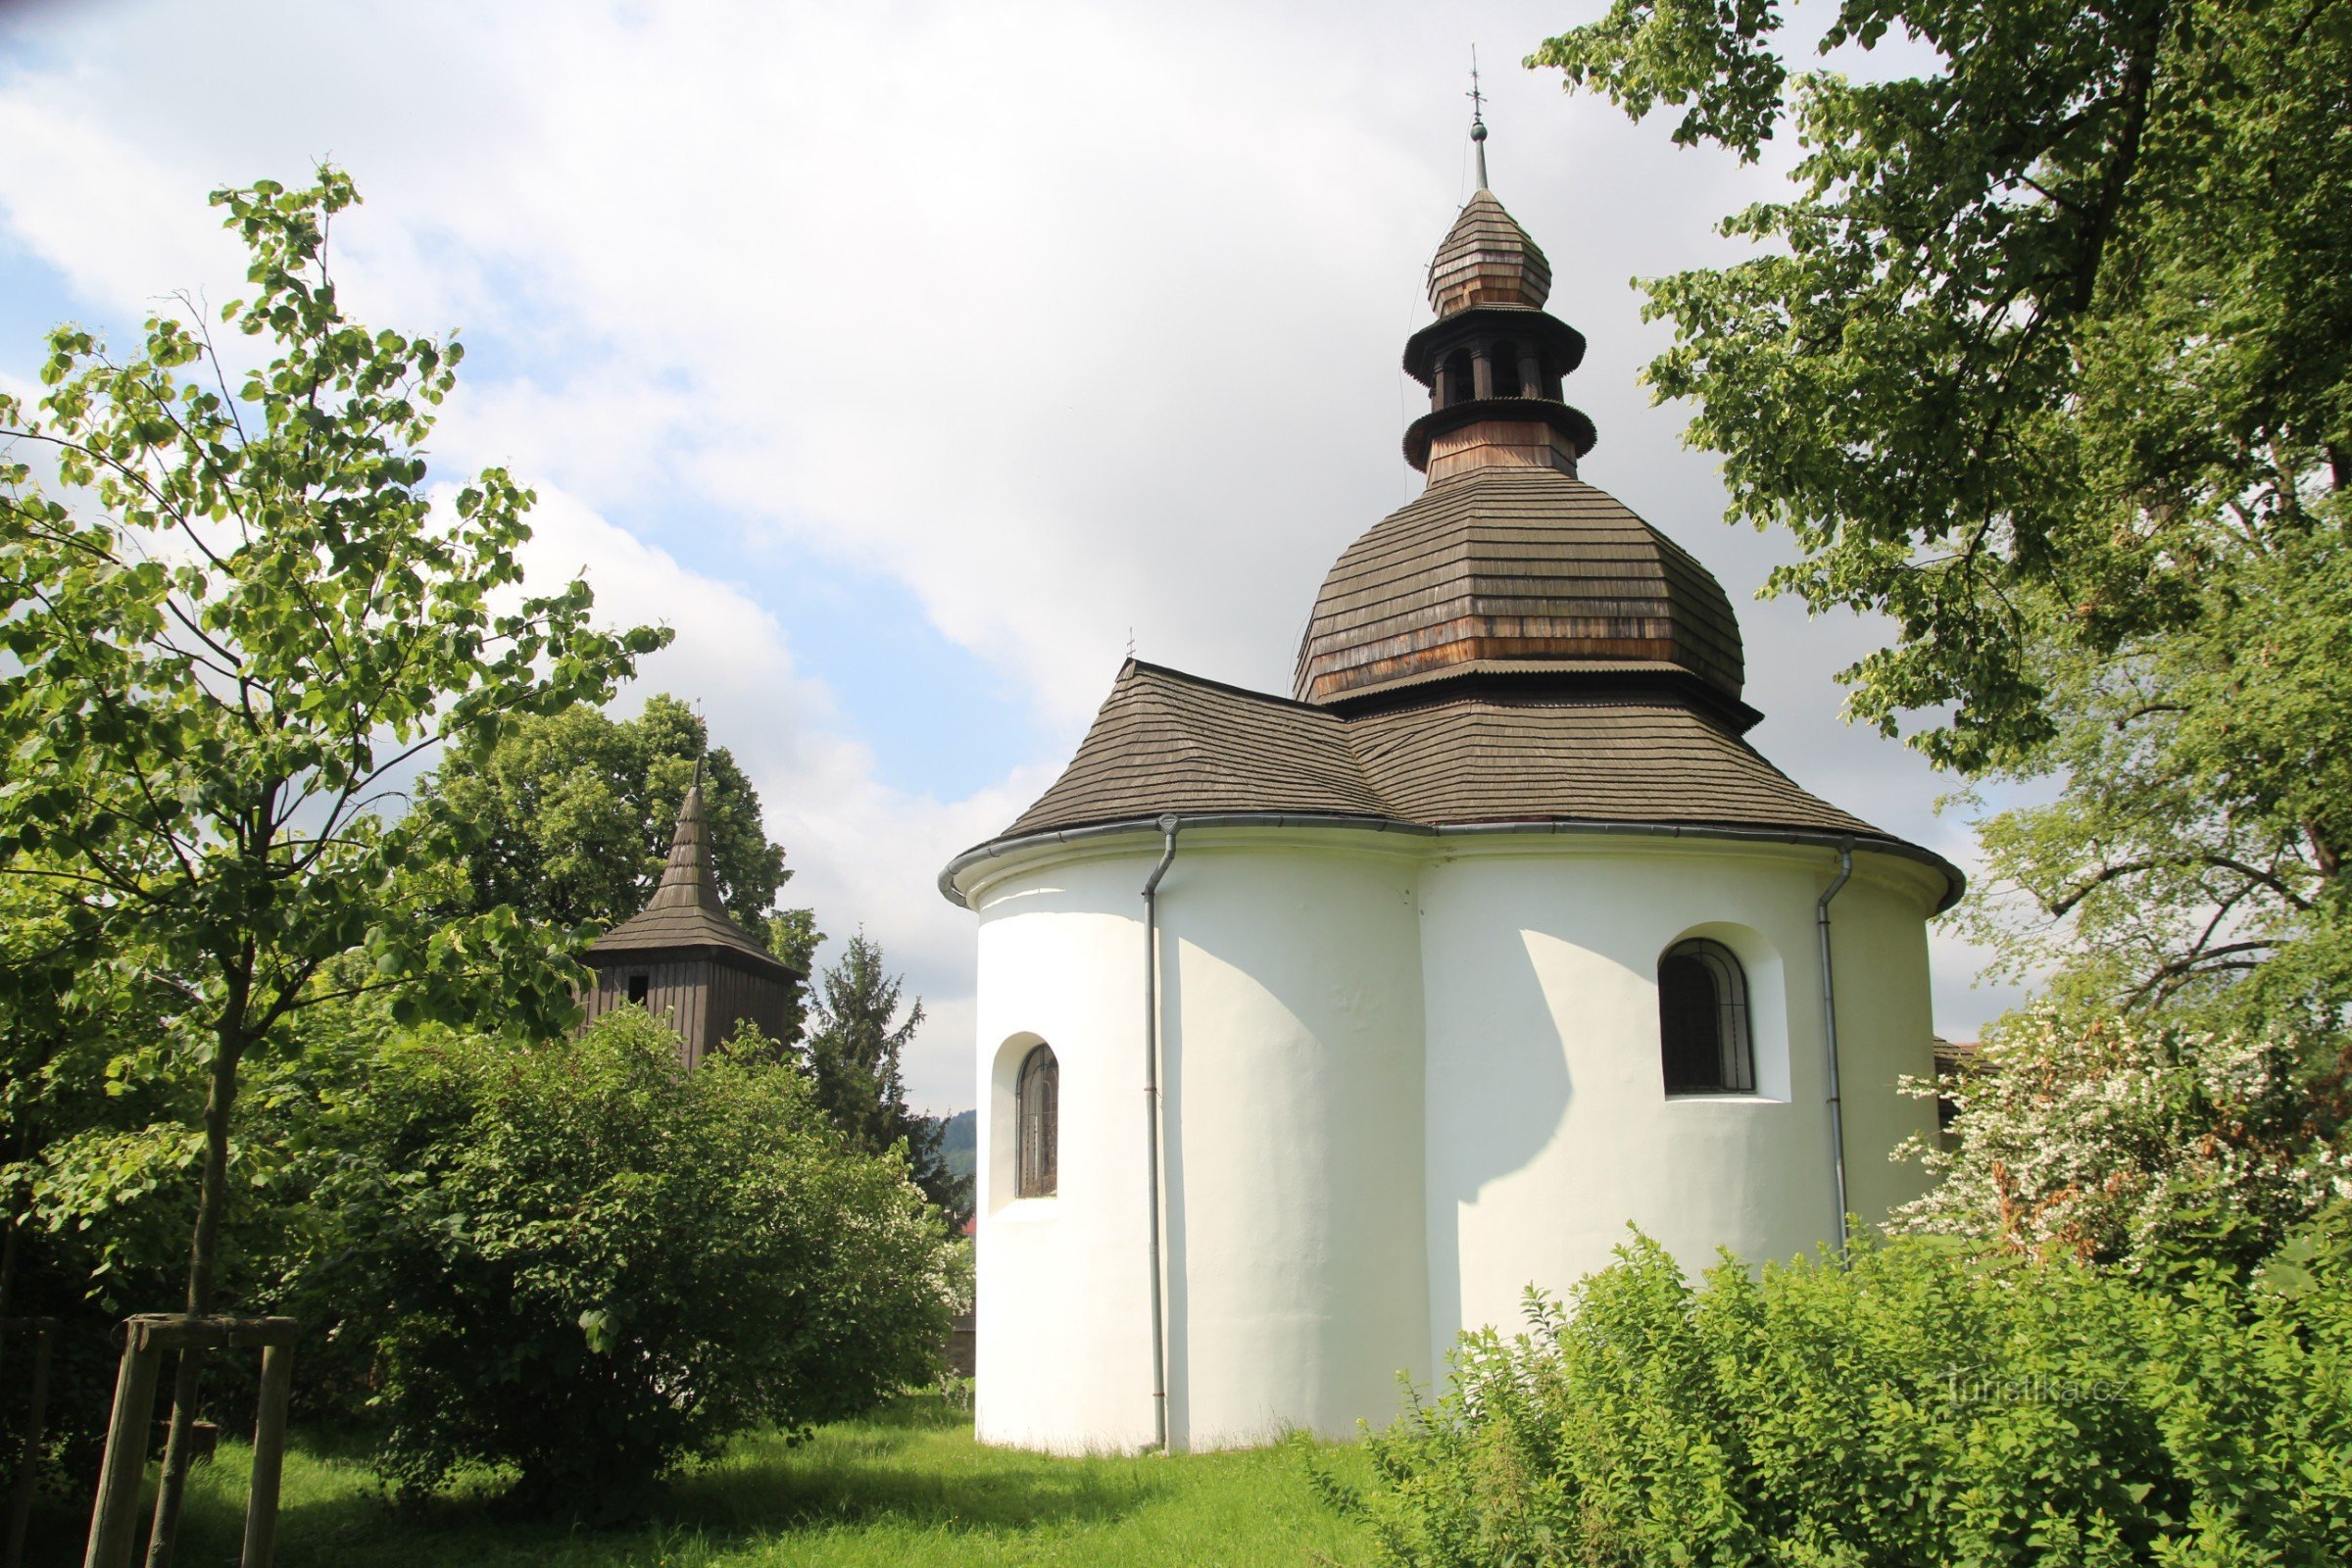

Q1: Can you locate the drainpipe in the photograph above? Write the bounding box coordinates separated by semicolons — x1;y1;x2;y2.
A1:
1141;814;1181;1452
1816;839;1855;1255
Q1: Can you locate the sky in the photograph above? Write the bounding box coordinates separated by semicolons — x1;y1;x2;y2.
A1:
0;0;2031;1111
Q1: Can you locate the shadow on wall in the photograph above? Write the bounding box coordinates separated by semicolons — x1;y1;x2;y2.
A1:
1423;924;1573;1349
1154;851;1434;1447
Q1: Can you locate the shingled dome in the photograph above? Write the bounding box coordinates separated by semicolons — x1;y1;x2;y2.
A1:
1292;466;1747;709
1427;188;1551;316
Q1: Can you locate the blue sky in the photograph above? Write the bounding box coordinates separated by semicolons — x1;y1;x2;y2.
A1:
0;0;2032;1110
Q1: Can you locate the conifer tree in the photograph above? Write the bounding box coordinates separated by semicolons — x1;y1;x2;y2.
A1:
800;933;966;1222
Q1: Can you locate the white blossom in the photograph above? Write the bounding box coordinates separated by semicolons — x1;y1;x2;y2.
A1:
1891;1008;2344;1268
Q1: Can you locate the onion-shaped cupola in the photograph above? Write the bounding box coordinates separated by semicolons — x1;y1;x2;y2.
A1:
1294;119;1749;723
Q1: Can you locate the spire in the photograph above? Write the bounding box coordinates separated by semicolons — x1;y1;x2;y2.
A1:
1468;47;1490;189
644;779;723;913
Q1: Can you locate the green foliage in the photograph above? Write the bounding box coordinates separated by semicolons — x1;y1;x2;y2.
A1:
1529;0;2352;1034
315;1008;956;1520
800;932;965;1223
1894;1006;2348;1270
0;167;662;1336
1949;532;2352;1039
411;694;820;1039
1344;1218;2352;1566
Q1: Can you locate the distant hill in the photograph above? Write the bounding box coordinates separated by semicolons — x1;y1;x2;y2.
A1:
939;1108;976;1184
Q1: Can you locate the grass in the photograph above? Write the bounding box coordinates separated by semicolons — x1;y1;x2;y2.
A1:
26;1395;1379;1567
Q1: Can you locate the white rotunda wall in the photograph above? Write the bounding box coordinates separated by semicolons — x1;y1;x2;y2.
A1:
1152;834;1431;1448
965;830;1431;1452
1418;839;1942;1365
969;852;1162;1453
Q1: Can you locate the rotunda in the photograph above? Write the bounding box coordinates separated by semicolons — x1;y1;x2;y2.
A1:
940;136;1958;1455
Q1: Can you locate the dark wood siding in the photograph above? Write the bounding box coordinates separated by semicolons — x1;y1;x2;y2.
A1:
580;952;799;1066
582;957;710;1057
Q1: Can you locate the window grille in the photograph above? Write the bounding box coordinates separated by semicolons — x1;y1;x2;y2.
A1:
1658;939;1754;1095
1016;1043;1058;1198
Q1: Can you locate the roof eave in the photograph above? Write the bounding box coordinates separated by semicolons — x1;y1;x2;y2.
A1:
939;811;1963;915
583;938;805;982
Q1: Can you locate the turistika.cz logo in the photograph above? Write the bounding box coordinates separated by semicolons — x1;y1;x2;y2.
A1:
1939;1367;2128;1407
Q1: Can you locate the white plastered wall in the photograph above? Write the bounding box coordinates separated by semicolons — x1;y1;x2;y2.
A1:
1420;839;1941;1363
1153;836;1430;1449
969;854;1159;1452
962;828;1942;1450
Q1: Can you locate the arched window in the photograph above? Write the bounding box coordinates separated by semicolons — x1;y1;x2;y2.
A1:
1016;1043;1058;1198
1658;939;1754;1095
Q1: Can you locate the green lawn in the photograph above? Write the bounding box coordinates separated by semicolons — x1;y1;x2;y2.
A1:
29;1396;1379;1567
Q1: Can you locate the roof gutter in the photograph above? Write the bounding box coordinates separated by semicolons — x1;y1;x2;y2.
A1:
939;813;1962;913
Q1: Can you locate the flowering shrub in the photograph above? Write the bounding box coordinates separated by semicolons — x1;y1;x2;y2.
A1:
1336;1217;2352;1567
1892;1008;2349;1269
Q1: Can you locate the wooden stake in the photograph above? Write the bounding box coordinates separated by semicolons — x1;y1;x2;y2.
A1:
143;1347;205;1568
238;1344;294;1568
82;1334;163;1568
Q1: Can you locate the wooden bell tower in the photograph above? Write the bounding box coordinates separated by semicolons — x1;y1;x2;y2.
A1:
579;781;804;1065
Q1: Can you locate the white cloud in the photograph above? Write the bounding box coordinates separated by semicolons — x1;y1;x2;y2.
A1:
512;485;1045;1109
0;0;2039;1105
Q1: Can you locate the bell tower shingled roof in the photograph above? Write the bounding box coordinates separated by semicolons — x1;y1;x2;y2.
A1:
643;777;722;912
585;776;799;973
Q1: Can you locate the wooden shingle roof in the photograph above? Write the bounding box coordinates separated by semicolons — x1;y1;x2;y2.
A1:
587;784;800;976
1347;698;1874;835
991;662;1890;847
948;172;1958;909
1292;467;1746;706
1003;665;1389;839
1427;188;1552;316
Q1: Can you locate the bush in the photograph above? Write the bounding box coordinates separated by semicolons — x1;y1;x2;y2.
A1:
315;1008;956;1519
1894;1007;2349;1271
1340;1215;2352;1567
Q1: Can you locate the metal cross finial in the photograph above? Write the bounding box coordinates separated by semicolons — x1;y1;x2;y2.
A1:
1467;46;1490;188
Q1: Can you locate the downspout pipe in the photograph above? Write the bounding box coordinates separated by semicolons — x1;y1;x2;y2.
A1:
1816;839;1855;1255
1141;814;1181;1452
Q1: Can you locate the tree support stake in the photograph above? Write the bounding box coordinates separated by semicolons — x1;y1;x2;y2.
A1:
81;1316;299;1568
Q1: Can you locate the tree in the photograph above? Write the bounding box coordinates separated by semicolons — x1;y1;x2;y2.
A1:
0;867;207;1496
414;694;790;933
0;168;662;1550
801;932;966;1221
1527;0;2352;1040
313;1009;955;1519
411;694;823;1037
